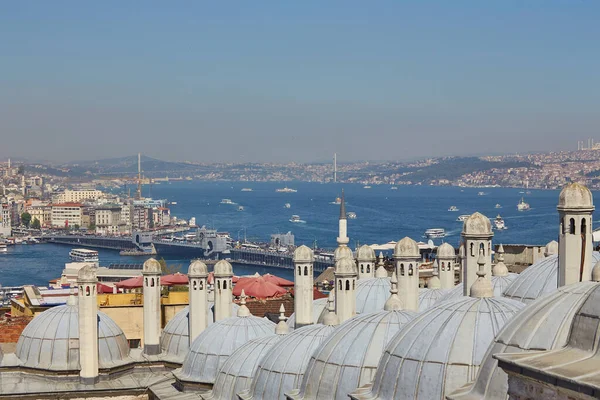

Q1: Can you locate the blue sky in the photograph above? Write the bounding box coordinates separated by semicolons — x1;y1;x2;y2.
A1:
1;1;599;163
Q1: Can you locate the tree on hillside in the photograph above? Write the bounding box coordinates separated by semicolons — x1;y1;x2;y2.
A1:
31;218;41;230
21;212;31;228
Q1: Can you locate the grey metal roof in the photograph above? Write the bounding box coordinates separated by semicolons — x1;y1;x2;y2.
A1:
238;324;336;400
15;303;131;371
286;309;416;400
418;288;451;311
503;253;600;303
175;315;275;385
349;296;524;400
440;273;520;303
448;280;599;400
286;298;328;329
160;303;240;363
355;277;390;314
203;334;282;400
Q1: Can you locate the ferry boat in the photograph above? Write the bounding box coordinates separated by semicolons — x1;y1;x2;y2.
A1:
330;197;342;205
241;188;253;192
69;248;99;262
517;197;530;211
495;204;502;208
448;206;459;212
220;199;236;205
289;215;306;223
494;215;507;230
0;243;7;253
346;211;357;219
457;214;470;222
424;228;446;239
276;187;297;193
284;203;291;209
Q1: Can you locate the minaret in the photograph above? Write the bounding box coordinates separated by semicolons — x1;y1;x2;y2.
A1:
394;237;420;311
322;292;339;326
334;256;357;323
356;244;376;280
293;245;314;329
275;304;289;335
469;249;494;298
558;182;595;286
213;260;233;321
461;212;493;297
142;258;162;355
492;244;509;277
188;260;209;345
77;265;99;384
437;242;456;289
384;271;403;311
136;153;142;200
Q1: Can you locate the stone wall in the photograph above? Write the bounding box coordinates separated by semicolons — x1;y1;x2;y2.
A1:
508;373;596;400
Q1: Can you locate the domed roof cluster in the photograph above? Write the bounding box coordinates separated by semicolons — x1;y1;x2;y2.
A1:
437;242;455;258
294;245;314;263
15;302;130;371
356;245;376;261
558;182;594;209
393;237;419;258
462;212;493;236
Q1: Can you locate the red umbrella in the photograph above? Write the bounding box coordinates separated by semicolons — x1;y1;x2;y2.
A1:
161;273;189;286
207;272;240;285
232;276;287;299
115;276;144;289
97;283;114;294
262;273;294;287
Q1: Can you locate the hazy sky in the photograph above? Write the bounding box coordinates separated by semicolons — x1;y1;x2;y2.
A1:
1;1;599;164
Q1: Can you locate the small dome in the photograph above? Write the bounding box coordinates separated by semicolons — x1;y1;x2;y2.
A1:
188;260;208;277
335;257;357;275
437;242;455;259
15;303;130;371
203;335;282;400
176;315;275;385
393;237;419;258
558;182;594;209
356;245;376;262
334;246;353;261
287;310;416;400
237;324;336;400
214;260;233;277
462;212;493;236
287;298;329;328
503;253;600;303
356;277;391;314
544;240;558;257
143;258;162;274
160;303;240;362
349;296;524;400
294;245;314;263
77;264;96;281
448;281;599;400
440;273;519;303
418;288;452;311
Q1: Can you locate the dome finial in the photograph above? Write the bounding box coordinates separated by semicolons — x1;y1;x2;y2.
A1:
322;292;339;326
384;271;403;311
378;252;384;267
237;290;251;317
470;249;494;298
275;304;289;334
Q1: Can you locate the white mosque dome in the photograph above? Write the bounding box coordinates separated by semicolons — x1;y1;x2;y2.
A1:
440;273;519;303
356;245;376;261
394;237;419;258
418;288;452;311
356;277;391;314
349;296;524;400
287;298;328;328
175;314;275;385
334;246;353;261
160;303;241;362
447;281;599;400
462;212;492;236
294;245;314;263
203;334;283;400
558;182;594;209
286;309;416;400
545;240;558;256
238;324;336;400
437;242;455;258
15;303;130;371
503;253;600;303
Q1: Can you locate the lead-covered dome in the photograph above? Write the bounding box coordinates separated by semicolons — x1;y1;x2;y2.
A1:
287;298;329;329
294;245;314;263
214;260;233;276
440;273;519;303
335;256;356;275
238;324;336;400
287;309;416;400
356;245;376;261
448;281;599;400
188;260;208;277
175;314;275;385
544;240;558;257
143;258;161;274
349;296;524;400
437;242;455;259
334;246;353;261
393;237;419;258
558;182;594;209
462;212;492;236
160;303;240;362
355;277;391;314
418;288;452;311
15;303;130;371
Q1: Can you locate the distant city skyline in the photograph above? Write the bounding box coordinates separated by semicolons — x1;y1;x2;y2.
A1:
1;2;599;163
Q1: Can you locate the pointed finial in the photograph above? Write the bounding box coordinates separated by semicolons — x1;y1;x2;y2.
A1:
492;244;509;277
470;249;494;298
275;304;289;334
496;244;505;263
66;286;77;306
339;189;346;219
322;292;339;326
384;272;403;311
237;289;251;317
378;252;384;267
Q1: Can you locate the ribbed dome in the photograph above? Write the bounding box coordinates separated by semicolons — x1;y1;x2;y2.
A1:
393;237;419;258
558;182;593;209
203;334;282;400
462;212;492;236
418;288;452;311
287;310;416;400
503;253;600;303
238;324;336;400
437;242;455;259
188;260;208;276
175;315;275;385
356;245;376;261
448;281;599;400
440;273;519;302
287;298;329;328
160;303;241;362
334;246;353;261
335;257;356;275
294;245;314;263
15;303;130;371
355;277;391;314
349;296;524;400
143;258;161;273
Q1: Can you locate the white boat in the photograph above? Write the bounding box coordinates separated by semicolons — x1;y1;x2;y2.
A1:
425;228;446;239
241;188;253;192
276;187;297;193
238;206;244;211
0;243;7;253
220;199;236;205
330;197;342;205
457;215;470;222
363;185;372;189
478;191;487;196
289;215;306;223
346;212;357;219
390;186;398;190
69;248;99;262
284;203;291;209
495;204;502;209
494;215;507;230
517;197;530;211
171;201;177;205
448;206;459;212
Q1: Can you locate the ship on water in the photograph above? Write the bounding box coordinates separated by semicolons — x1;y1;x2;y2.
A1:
517;197;530;211
276;186;297;193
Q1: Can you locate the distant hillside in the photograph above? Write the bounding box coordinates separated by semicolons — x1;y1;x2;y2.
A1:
62;155;198;176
